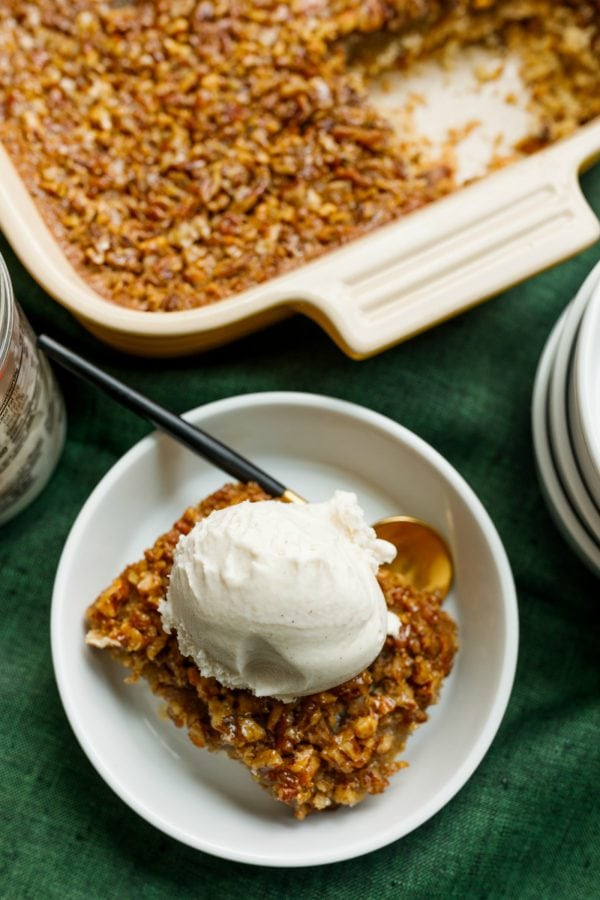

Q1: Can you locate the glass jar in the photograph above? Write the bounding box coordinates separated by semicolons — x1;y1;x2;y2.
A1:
0;253;66;525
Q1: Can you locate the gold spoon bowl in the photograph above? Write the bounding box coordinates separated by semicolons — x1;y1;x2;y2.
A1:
373;516;453;599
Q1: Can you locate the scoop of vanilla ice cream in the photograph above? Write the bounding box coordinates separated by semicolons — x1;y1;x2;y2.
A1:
159;491;398;701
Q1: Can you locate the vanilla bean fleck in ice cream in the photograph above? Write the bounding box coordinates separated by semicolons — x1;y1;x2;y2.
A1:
159;491;399;701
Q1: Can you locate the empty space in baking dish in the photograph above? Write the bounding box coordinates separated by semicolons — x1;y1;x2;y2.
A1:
369;45;535;185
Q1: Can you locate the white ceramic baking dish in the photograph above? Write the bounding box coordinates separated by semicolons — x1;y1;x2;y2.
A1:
1;118;599;358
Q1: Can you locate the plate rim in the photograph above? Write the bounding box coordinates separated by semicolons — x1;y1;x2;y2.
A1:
532;317;600;576
51;390;518;866
547;267;600;538
573;266;600;490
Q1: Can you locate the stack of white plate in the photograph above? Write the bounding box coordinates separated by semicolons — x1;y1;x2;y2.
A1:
532;260;600;578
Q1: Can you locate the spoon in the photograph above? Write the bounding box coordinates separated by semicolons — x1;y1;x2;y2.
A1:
373;516;453;596
37;334;453;598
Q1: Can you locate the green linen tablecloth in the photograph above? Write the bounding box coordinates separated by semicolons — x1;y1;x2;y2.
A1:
1;165;599;900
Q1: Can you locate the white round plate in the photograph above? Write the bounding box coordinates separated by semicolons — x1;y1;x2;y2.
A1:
547;264;600;540
52;392;518;867
532;318;600;576
571;262;600;509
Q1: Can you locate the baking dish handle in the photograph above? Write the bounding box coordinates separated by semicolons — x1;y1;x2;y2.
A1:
296;134;600;358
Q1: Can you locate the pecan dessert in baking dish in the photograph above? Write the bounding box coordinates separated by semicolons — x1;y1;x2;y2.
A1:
85;482;458;818
0;1;597;313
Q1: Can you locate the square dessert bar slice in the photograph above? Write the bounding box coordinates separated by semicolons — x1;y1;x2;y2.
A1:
86;482;457;819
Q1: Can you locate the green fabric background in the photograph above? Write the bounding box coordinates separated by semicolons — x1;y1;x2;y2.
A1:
1;166;599;900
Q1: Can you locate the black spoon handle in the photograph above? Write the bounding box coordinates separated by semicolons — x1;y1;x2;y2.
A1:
37;334;302;502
